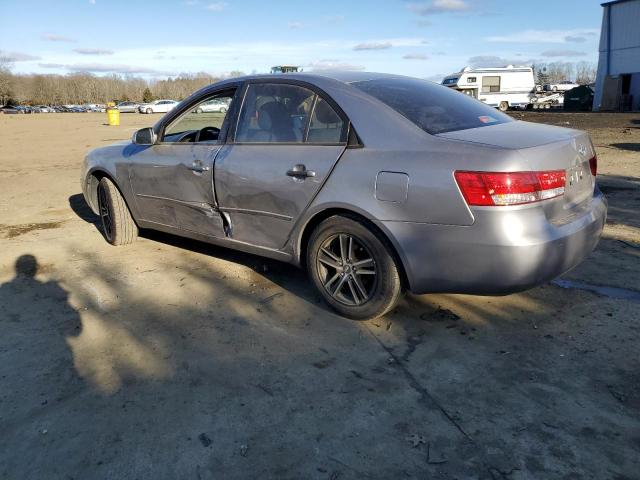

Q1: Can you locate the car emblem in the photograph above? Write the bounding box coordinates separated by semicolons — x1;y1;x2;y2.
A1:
578;144;587;156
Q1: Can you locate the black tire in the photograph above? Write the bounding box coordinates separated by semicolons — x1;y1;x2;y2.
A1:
146;107;152;114
220;107;227;113
196;107;203;114
97;177;138;245
307;215;402;320
498;101;509;112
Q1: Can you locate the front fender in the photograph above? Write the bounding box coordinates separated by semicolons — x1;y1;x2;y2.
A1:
81;142;141;218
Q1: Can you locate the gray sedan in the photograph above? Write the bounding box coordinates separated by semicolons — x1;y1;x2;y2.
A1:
81;72;606;319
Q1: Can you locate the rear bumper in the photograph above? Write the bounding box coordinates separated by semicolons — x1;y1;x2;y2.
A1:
383;191;607;295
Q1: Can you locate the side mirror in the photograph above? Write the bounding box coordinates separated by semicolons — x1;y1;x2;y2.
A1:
132;127;157;145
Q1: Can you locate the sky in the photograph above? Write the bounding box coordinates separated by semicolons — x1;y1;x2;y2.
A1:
0;0;605;81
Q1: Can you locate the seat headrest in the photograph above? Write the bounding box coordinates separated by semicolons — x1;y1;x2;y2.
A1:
257;101;288;131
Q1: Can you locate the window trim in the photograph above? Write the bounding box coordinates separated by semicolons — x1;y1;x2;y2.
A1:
229;78;350;146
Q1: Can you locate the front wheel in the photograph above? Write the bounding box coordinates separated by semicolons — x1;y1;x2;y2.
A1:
97;177;138;245
146;108;152;114
498;101;509;112
307;215;402;320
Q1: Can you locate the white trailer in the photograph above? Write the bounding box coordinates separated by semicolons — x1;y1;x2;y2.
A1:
442;65;535;111
530;92;564;109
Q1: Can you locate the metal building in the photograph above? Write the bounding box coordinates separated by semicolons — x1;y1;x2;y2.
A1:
593;0;640;111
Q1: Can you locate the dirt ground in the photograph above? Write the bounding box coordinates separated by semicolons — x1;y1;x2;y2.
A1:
0;111;639;480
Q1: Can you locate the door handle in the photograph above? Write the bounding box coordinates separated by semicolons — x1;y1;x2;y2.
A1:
287;164;316;178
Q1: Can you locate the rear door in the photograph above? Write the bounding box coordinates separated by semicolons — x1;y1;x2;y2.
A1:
214;81;348;250
129;88;238;238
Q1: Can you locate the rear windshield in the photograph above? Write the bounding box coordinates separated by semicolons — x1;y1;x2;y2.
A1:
352;77;513;135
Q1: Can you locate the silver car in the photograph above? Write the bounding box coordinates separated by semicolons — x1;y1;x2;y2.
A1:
81;72;606;319
115;101;139;113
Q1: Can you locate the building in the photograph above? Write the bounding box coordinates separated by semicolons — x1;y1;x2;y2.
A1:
593;0;640;111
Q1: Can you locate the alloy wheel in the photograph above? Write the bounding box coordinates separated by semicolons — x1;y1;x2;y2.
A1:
97;184;113;241
316;233;377;306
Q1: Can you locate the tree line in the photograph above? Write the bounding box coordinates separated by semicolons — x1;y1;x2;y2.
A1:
533;61;597;86
0;60;244;106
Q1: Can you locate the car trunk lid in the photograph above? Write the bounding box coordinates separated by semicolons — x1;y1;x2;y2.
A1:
439;120;596;220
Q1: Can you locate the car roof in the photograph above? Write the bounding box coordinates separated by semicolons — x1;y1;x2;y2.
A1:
214;70;408;87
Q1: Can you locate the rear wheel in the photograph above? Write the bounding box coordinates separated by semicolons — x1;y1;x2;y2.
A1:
196;107;203;114
498;101;509;112
307;215;402;320
146;107;152;114
97;177;138;245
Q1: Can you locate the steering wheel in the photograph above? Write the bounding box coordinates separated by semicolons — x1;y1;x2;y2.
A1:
195;126;220;143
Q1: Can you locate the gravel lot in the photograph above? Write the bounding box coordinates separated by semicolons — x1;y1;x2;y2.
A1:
0;111;639;480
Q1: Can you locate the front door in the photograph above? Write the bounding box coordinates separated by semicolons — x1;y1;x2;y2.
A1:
214;82;348;250
129;89;237;238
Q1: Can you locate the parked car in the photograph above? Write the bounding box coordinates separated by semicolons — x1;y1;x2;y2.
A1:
16;106;34;114
139;99;178;114
546;81;580;92
83;103;106;112
0;105;21;114
194;98;230;113
34;105;54;113
81;72;606;319
115;101;139;113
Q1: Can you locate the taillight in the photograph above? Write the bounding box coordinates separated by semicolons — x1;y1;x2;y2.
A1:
454;170;566;206
589;155;597;177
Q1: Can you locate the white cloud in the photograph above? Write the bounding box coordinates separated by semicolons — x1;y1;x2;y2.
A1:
307;60;365;71
42;33;76;43
403;53;429;60
353;37;428;50
486;29;599;44
40;62;176;76
73;48;114;55
467;55;534;68
541;49;587;58
89;0;96;4
288;21;304;29
408;0;469;15
353;42;392;51
205;2;227;11
0;50;41;62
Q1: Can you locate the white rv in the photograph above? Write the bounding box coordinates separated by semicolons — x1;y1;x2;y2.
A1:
441;66;535;111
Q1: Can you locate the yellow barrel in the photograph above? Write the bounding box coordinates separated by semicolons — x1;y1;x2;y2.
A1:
107;107;120;126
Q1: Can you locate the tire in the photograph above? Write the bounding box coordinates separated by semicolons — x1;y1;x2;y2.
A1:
220;107;227;113
498;101;509;112
552;86;558;92
97;177;138;245
307;215;402;320
196;107;203;114
146;108;152;114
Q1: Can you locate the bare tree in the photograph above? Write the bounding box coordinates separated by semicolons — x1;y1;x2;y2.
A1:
0;56;15;105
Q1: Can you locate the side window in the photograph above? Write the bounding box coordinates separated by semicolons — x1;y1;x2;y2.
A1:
163;91;235;144
467;76;476;83
482;76;500;93
307;97;344;144
235;83;315;143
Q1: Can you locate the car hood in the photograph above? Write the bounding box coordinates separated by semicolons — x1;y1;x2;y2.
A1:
435;120;581;149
